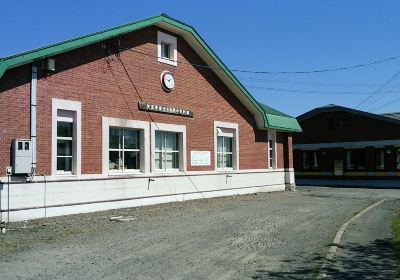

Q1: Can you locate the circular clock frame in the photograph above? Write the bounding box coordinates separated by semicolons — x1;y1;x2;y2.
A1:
160;71;175;92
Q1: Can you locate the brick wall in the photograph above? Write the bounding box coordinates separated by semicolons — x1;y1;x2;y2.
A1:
295;111;400;144
0;26;290;175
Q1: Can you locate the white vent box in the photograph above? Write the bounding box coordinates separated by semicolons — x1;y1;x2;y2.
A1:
12;139;32;174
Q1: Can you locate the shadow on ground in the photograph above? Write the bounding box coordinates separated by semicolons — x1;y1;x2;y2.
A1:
326;238;398;280
252;238;398;280
251;253;323;279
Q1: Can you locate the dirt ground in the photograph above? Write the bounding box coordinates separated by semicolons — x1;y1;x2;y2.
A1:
1;186;400;279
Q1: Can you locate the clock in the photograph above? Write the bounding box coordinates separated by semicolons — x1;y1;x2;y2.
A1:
161;71;175;92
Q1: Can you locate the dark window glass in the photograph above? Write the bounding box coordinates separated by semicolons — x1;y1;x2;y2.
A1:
161;42;170;59
57;122;73;137
57;140;73;156
302;151;319;170
346;150;365;170
124;151;140;169
124;129;140;149
57;157;72;172
375;149;385;170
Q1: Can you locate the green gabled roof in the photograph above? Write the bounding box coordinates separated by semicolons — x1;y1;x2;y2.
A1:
258;103;302;132
0;13;300;132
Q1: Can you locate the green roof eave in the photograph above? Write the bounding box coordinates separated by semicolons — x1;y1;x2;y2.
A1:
265;114;302;132
258;103;302;132
0;14;163;76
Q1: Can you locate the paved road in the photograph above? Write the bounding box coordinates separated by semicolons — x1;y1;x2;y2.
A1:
0;187;399;279
326;199;399;279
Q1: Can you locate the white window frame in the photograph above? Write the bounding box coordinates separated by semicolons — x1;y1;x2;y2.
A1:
214;121;239;171
268;131;277;169
157;31;177;66
56;111;74;174
52;98;81;176
155;131;180;172
102;117;150;175
108;128;141;173
151;122;186;173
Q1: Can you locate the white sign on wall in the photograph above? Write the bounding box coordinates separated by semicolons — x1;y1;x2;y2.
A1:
191;151;211;166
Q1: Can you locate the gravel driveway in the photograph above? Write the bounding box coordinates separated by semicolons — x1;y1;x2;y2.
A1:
1;187;399;279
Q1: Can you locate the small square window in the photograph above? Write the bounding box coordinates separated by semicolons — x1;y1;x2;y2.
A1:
157;31;177;66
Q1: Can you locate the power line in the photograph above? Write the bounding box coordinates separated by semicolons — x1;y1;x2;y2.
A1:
354;68;400;109
246;85;400;95
236;76;389;88
126;48;400;75
369;96;400;112
109;56;400;96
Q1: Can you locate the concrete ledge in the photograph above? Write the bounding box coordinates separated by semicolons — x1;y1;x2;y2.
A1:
1;171;286;222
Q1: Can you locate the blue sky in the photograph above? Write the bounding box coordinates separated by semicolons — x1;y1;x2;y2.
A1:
1;1;400;116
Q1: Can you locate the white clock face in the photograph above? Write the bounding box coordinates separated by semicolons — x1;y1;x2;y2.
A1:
162;72;175;91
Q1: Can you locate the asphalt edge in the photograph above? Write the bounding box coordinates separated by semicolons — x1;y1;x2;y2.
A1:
316;198;386;279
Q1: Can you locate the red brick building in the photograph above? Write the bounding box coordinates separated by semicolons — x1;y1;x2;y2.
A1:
293;105;400;187
0;14;301;221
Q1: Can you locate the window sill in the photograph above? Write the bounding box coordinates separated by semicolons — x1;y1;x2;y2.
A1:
216;168;235;172
154;170;182;174
158;57;177;67
109;170;143;176
56;173;77;177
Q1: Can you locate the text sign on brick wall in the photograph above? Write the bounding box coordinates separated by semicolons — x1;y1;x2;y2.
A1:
138;101;194;117
191;151;211;166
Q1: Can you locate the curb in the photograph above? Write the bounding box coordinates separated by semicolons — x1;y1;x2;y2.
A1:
316;199;386;279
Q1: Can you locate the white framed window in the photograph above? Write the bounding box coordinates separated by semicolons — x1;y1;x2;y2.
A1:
217;130;233;169
52;99;81;176
268;132;276;169
109;128;141;172
57;112;74;174
214;121;239;170
102;117;150;175
151;122;186;172
157;31;177;66
155;131;179;171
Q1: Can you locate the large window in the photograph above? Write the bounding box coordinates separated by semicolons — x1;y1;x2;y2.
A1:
346;149;365;170
109;128;140;172
57;121;73;173
217;134;233;169
302;150;319;170
155;131;179;171
375;148;385;170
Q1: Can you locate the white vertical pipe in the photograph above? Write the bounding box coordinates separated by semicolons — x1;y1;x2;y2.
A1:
31;65;38;173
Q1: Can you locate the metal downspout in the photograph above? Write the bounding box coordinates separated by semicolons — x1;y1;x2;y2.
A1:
30;65;38;176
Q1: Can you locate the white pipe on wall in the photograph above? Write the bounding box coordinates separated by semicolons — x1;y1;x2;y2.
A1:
30;65;38;173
